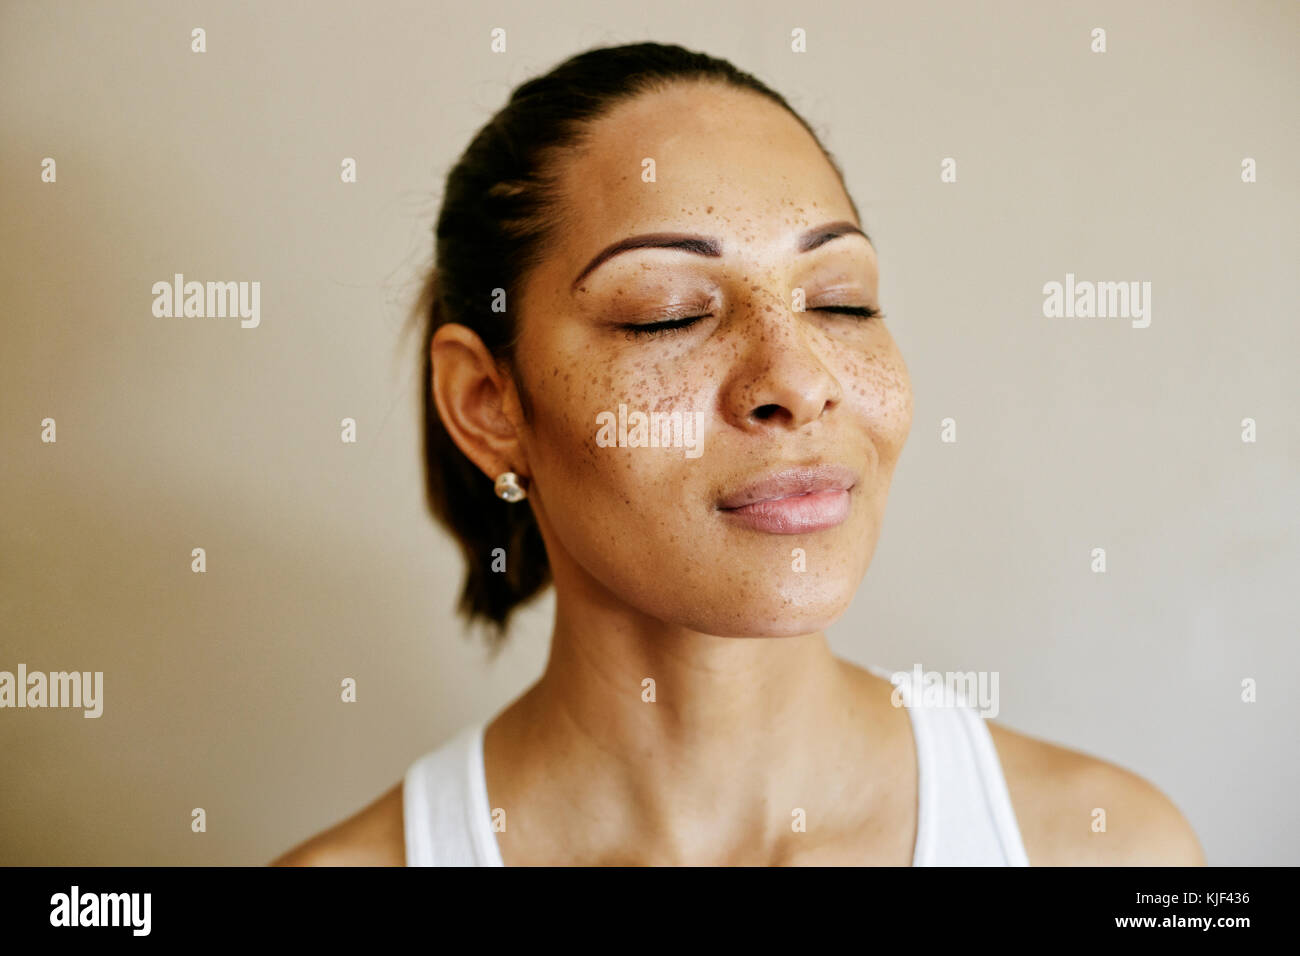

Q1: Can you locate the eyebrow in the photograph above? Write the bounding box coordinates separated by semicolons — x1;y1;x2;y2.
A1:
570;220;871;292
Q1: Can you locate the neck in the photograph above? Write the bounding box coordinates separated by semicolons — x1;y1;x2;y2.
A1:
489;586;888;865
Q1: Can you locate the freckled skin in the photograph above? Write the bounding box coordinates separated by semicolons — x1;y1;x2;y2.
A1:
505;85;913;638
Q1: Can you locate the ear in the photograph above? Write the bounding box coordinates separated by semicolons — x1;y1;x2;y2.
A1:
430;323;528;482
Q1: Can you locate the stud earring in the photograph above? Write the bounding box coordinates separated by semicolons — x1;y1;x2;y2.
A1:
494;471;527;503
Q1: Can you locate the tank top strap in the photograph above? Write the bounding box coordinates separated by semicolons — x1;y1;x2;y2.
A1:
867;663;1029;866
403;722;503;866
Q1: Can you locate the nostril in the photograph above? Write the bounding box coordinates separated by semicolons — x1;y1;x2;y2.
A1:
752;404;781;421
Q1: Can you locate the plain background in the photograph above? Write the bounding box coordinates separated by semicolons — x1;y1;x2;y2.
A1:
1;0;1296;865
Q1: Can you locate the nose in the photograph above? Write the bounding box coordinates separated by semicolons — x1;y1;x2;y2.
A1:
720;296;844;431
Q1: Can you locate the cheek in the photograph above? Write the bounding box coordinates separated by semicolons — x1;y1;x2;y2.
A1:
520;360;726;617
523;365;610;489
844;343;912;454
524;358;712;513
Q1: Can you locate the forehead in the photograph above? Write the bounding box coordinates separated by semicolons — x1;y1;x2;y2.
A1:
540;81;859;281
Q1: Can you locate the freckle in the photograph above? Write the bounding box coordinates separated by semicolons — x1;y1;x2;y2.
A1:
706;206;713;213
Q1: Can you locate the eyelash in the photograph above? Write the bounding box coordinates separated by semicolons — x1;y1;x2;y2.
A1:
621;306;883;339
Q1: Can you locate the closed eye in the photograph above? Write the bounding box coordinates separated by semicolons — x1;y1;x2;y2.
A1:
621;305;882;339
818;306;882;319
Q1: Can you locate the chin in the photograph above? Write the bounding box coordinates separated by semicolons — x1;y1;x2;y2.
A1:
674;580;858;638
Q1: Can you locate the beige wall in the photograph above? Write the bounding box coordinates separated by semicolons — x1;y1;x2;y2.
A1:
1;0;1296;865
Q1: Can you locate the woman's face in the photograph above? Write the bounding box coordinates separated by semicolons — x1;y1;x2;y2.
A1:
509;81;912;637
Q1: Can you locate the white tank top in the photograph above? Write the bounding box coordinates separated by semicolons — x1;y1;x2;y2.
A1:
403;663;1030;866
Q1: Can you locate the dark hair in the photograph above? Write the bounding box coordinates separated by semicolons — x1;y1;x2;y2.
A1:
414;41;860;650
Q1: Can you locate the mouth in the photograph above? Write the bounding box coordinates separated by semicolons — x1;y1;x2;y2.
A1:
715;464;858;534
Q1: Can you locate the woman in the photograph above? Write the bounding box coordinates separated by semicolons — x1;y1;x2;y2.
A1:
274;42;1204;866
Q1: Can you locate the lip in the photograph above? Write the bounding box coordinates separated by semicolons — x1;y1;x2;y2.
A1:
715;464;858;534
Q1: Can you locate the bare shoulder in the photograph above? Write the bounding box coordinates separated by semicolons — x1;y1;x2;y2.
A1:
270;782;406;866
986;721;1206;866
